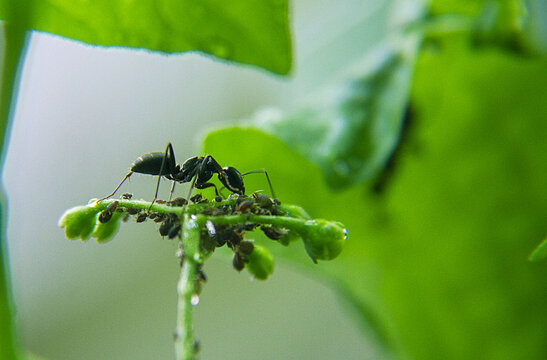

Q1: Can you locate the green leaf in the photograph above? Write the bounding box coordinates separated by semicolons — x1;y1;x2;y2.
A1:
0;0;292;74
203;44;547;358
0;15;27;360
429;0;547;56
529;237;547;262
202;127;394;349
251;39;419;189
1;197;17;360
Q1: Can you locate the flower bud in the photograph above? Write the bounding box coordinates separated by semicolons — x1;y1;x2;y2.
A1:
298;220;347;263
58;205;100;241
246;245;274;280
91;211;124;243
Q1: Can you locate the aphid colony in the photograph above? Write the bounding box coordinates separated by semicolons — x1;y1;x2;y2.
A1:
98;192;284;273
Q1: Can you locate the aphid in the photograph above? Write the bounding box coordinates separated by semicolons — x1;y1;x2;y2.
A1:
136;212;147;223
243;223;259;231
239;240;254;255
252;192;274;209
121;193;133;200
236;199;254;213
190;193;203;203
232;252;245;271
176;243;185;267
193;340;201;355
168;197;188;207
98;210;113;223
159;214;179;237
227;227;245;247
105;201;119;213
261;225;286;240
198;268;207;282
97;142;276;207
98;201;119;223
159;221;171;237
167;223;182;239
126;207;140;215
153;214;166;223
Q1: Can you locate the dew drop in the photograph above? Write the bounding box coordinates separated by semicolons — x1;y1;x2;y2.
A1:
206;220;216;236
191;294;200;306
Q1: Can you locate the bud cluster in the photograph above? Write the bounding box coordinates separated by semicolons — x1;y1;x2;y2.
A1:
59;191;347;280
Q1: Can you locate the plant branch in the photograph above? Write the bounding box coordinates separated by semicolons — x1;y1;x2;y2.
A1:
174;214;203;360
60;195;347;357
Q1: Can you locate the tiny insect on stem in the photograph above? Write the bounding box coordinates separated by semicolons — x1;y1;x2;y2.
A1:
96;143;277;211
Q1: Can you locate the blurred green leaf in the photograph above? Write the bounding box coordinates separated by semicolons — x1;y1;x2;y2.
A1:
429;0;547;56
203;43;547;358
0;0;292;74
529;238;547;261
252;40;419;189
0;229;17;360
0;19;26;360
202;127;395;350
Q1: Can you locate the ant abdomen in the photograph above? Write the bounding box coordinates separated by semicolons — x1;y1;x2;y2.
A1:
132;152;175;176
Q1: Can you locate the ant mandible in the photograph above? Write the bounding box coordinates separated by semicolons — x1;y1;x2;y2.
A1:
97;142;275;207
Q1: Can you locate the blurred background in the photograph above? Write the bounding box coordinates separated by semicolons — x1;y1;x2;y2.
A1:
3;0;391;359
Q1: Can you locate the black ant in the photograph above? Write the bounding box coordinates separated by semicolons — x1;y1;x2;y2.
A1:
98;142;275;207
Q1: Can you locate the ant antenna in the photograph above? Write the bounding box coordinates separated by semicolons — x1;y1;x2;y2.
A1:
241;169;276;199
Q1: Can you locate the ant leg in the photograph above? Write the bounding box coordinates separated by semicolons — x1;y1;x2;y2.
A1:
97;172;133;202
187;175;198;201
202;155;223;173
168;181;176;201
218;186;228;198
149;143;176;211
195;182;220;197
187;156;218;201
242;169;276;199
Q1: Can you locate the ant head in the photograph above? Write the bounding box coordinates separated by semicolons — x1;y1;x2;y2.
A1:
219;166;245;195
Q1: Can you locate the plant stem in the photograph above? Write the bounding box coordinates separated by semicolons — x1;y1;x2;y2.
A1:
204;213;307;229
174;214;202;360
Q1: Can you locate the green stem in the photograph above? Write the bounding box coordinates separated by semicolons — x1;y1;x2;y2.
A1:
90;199;311;236
204;213;308;229
174;214;202;360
